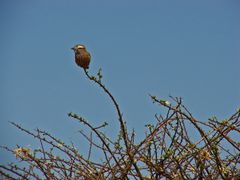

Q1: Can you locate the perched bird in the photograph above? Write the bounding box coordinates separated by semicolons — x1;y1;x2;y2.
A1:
71;44;91;69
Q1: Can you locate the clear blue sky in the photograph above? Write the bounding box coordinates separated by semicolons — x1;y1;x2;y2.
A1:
1;1;239;163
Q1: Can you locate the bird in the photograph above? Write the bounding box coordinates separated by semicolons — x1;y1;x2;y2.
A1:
71;44;91;69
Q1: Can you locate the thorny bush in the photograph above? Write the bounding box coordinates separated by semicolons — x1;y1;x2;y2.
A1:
1;69;240;179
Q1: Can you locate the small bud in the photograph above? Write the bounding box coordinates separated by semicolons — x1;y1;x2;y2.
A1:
160;100;170;106
165;101;171;106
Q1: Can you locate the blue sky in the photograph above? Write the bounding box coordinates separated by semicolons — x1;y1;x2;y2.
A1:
1;1;239;163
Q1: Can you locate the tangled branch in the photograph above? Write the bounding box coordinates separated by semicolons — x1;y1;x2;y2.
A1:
1;69;239;179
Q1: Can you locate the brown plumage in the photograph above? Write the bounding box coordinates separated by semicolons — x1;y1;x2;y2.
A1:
71;44;91;69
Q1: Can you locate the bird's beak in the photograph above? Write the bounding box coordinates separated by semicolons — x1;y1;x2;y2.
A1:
71;47;75;50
